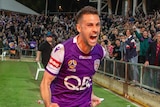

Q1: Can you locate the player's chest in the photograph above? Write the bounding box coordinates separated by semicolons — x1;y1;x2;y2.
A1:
63;53;101;75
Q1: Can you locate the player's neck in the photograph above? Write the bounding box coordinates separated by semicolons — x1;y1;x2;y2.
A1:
77;35;92;54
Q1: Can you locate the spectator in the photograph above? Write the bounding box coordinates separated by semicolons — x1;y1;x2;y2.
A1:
113;39;122;60
144;31;160;88
36;31;54;68
100;34;109;58
122;29;139;83
29;38;37;49
106;40;114;58
133;25;153;63
113;39;125;78
108;28;119;42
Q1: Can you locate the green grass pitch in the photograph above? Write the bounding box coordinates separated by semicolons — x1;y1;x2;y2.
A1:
0;61;138;107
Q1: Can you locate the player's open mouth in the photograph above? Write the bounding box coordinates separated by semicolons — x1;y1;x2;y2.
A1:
90;35;97;40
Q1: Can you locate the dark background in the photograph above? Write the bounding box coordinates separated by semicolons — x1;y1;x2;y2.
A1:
16;0;160;14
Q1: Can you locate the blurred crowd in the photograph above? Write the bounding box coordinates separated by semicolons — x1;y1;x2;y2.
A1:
0;11;78;54
0;10;160;65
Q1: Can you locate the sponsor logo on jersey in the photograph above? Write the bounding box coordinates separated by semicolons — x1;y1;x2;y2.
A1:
68;59;77;72
64;76;92;91
79;55;92;59
49;57;61;68
94;59;100;71
54;46;60;53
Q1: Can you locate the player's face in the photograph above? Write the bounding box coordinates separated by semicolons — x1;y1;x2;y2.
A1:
77;14;101;48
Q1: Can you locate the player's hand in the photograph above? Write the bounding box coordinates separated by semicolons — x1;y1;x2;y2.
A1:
49;103;59;107
91;95;102;107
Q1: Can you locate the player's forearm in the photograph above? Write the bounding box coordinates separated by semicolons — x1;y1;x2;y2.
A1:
91;92;101;107
91;92;96;99
40;78;51;107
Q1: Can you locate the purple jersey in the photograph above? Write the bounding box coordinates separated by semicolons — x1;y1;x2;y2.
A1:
46;36;106;107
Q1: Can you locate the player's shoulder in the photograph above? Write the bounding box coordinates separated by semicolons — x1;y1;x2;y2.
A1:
63;37;75;45
94;44;106;58
95;43;104;50
53;43;64;53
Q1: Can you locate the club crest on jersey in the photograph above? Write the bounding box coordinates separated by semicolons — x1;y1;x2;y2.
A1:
68;59;77;72
94;59;100;71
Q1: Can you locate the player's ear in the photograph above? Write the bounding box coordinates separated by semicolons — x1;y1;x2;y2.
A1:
76;24;81;33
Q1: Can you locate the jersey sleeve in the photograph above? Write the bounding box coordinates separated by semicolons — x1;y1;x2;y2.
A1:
46;44;64;75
